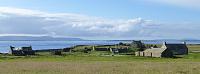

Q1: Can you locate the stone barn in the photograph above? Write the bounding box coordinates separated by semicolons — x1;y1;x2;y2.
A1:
135;42;188;58
10;46;35;56
161;42;188;55
135;48;173;58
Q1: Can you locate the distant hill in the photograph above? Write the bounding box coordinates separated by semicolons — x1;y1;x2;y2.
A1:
0;36;83;41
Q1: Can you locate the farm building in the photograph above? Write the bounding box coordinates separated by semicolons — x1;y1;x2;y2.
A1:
10;46;35;56
110;48;129;53
135;48;173;58
161;42;188;55
135;42;188;58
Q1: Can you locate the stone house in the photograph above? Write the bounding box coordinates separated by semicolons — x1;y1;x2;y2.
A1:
161;42;188;55
10;46;35;56
135;42;188;58
135;48;173;58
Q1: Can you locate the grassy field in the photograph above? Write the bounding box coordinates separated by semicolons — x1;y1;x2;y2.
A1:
0;45;200;74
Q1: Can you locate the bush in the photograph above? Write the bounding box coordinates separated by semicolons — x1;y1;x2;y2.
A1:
128;47;140;52
119;42;124;45
51;51;62;55
72;46;92;52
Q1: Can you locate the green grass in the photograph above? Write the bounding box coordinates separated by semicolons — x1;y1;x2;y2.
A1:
0;44;200;74
0;52;200;62
0;54;200;74
188;44;200;52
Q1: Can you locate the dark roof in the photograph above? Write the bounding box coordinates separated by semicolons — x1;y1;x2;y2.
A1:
165;44;188;49
164;43;188;55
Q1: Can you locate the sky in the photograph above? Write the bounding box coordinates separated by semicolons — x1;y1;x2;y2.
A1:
0;0;200;40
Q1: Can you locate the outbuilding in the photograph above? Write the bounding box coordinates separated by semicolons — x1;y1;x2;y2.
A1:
135;48;173;58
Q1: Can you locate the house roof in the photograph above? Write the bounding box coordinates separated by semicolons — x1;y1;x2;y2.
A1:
12;46;32;51
165;44;188;49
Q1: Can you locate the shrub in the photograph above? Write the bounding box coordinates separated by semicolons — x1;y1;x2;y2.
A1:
51;51;62;55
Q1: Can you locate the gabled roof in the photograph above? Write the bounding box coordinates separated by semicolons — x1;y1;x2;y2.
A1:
12;46;32;51
165;44;188;49
160;42;189;55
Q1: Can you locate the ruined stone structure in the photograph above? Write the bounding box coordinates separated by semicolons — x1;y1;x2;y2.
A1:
10;46;35;56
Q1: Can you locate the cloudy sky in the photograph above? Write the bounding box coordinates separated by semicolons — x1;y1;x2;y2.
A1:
0;0;199;40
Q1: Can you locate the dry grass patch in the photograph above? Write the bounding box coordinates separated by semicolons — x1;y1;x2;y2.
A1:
0;61;199;74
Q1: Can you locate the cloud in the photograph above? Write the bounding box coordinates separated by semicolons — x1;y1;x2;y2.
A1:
0;7;198;40
149;0;200;9
0;7;161;39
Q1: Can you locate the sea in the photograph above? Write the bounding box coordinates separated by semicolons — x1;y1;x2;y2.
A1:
1;40;200;53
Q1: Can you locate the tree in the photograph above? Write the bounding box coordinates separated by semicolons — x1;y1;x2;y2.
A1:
153;45;158;48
